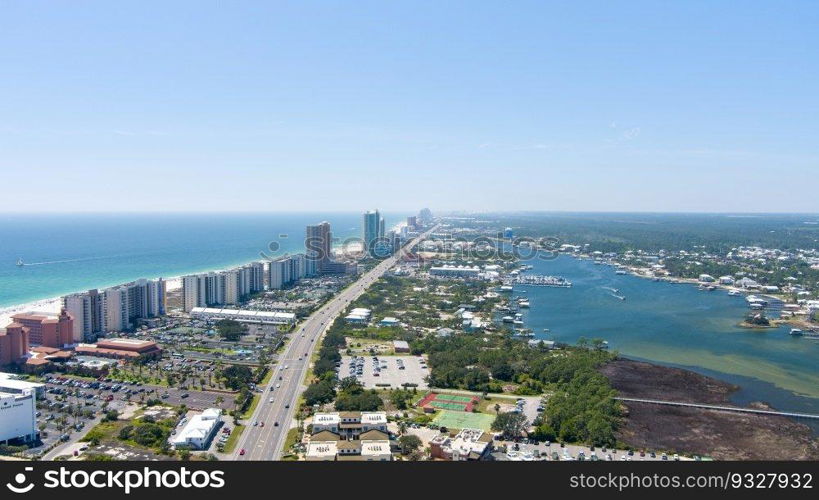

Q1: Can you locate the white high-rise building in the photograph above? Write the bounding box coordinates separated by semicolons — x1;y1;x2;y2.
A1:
268;258;287;290
224;269;240;305
182;275;203;312
63;293;92;342
182;262;267;312
101;286;129;333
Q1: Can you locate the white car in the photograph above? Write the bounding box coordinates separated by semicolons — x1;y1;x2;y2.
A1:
269;398;274;403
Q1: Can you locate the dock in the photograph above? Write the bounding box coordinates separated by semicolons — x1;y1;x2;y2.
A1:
615;397;819;420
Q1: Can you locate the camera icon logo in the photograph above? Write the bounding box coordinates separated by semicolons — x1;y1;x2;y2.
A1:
6;467;34;494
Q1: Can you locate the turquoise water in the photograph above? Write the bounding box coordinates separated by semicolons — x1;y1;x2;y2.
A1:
519;254;819;418
0;212;402;308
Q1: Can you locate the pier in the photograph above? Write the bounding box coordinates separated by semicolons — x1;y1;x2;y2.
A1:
615;397;819;420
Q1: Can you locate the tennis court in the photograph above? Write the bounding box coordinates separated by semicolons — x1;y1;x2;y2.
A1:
427;400;468;411
418;392;479;412
432;410;495;431
434;394;474;403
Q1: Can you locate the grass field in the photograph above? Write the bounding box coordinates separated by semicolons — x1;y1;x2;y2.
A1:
432;410;495;431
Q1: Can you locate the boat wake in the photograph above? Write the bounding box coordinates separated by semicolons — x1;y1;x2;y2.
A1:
18;255;119;267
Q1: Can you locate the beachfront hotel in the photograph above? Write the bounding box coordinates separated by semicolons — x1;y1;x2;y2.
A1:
62;278;166;339
181;261;265;312
0;324;29;366
11;309;74;349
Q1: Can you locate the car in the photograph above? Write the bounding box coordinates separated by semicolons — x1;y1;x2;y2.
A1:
260;422;265;427
253;421;258;426
276;384;281;388
239;449;246;456
180;393;189;399
284;404;289;408
274;422;279;426
269;398;274;403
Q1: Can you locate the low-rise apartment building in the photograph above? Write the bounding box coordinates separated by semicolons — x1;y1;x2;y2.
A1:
311;411;388;438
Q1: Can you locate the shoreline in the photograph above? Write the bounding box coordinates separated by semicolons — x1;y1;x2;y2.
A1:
0;241;373;328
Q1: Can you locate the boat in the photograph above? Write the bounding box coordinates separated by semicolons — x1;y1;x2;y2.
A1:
615;270;627;275
16;258;24;267
728;290;741;296
502;316;514;323
789;329;803;336
542;328;550;332
518;301;530;308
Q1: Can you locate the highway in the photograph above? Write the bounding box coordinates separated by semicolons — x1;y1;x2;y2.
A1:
233;226;435;460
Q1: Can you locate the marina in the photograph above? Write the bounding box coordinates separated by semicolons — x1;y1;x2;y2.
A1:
507;254;819;427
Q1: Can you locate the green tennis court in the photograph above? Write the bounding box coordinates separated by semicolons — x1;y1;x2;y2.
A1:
432;410;495;431
428;401;468;411
435;394;474;403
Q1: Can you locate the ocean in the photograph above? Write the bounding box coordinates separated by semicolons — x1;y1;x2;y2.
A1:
517;254;819;422
0;212;403;308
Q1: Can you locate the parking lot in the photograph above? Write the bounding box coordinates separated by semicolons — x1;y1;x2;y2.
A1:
339;355;429;389
41;374;233;412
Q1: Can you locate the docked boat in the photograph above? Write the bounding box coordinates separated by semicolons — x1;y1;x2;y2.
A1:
615;270;627;275
518;300;530;308
502;316;515;323
790;329;803;336
728;290;741;296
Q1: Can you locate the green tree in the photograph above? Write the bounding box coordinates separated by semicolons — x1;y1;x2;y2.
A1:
398;434;422;455
491;412;528;438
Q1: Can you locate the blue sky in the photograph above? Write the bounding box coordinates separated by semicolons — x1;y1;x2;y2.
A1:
0;1;817;213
